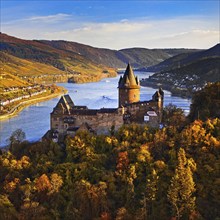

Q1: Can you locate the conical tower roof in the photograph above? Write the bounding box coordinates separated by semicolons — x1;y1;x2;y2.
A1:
54;94;74;114
118;63;140;89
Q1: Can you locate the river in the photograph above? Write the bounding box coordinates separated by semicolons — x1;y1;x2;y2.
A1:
0;72;191;147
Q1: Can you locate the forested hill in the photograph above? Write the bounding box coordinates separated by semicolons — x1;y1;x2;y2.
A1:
39;40;186;68
140;44;220;97
36;40;200;68
145;44;219;72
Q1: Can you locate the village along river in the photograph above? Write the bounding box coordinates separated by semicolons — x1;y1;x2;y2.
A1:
0;72;191;147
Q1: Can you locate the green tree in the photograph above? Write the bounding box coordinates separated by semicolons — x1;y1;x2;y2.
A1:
189;82;220;121
162;104;186;129
140;169;159;220
8;129;26;156
0;194;18;219
167;148;196;219
8;129;26;146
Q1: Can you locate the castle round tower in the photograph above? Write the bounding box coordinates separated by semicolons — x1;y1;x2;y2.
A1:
118;63;140;107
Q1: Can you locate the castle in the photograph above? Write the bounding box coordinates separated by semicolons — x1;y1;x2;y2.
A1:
48;63;164;141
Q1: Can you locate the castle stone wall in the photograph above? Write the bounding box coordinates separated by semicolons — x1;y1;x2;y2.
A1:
51;110;124;135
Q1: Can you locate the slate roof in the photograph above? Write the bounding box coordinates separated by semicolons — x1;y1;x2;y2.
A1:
55;94;74;114
118;63;140;89
64;95;74;108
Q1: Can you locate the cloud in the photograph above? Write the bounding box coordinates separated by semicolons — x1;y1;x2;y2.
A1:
1;14;219;49
152;30;219;48
25;13;72;23
3;13;72;25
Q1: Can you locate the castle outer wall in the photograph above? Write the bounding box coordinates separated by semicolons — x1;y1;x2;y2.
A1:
51;107;125;135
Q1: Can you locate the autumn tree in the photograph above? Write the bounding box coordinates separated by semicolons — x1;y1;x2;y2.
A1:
73;180;108;219
1;121;219;219
19;178;49;220
35;174;51;193
167;148;196;219
49;173;63;195
35;174;51;203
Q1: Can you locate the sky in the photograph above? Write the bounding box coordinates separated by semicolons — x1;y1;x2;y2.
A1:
1;0;219;49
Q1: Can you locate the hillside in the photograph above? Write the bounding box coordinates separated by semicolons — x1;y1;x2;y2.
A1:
39;40;201;69
0;52;66;85
0;72;29;90
118;48;170;68
141;44;220;97
146;44;218;72
0;33;116;85
38;40;178;68
138;49;201;72
38;40;126;68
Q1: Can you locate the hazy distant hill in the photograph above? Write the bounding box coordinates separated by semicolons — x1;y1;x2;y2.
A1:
38;40;174;68
38;40;200;68
118;48;170;68
37;40;126;68
141;44;220;97
146;44;219;72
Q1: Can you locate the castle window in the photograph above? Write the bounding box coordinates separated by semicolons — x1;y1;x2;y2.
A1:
134;94;136;98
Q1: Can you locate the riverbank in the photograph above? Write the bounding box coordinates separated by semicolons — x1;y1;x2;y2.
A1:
0;87;67;121
0;71;117;121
